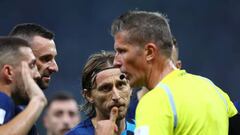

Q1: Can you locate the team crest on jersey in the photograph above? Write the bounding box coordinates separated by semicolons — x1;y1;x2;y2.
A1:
0;108;6;124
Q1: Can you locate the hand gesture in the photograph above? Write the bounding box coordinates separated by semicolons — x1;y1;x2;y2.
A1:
95;107;119;135
20;61;47;104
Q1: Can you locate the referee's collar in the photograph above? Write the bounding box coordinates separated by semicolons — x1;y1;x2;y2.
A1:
160;69;186;84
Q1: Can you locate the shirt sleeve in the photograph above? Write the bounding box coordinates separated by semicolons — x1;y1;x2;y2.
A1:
217;88;238;117
65;130;78;135
135;88;174;135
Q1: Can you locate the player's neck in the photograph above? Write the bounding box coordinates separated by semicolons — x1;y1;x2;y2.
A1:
0;84;12;97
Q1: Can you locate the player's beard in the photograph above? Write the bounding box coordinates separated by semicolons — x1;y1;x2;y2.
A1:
36;76;48;90
12;87;30;105
11;72;30;105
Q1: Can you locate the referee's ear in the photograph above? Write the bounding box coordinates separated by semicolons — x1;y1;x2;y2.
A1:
144;43;158;63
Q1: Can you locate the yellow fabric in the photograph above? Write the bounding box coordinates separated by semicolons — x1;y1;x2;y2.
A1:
135;70;237;135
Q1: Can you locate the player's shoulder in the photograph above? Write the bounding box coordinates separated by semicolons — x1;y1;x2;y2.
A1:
0;92;15;125
125;118;136;134
0;92;14;110
66;118;94;135
0;92;11;101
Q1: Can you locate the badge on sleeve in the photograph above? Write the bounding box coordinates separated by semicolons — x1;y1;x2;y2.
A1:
0;108;6;124
135;125;149;135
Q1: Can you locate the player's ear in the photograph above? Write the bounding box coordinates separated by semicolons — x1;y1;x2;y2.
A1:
83;89;94;103
1;64;14;83
176;60;182;69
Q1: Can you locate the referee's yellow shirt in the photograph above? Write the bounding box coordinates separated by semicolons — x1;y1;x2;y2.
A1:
135;70;237;135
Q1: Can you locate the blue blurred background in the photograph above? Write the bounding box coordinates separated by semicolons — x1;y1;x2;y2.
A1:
1;0;240;134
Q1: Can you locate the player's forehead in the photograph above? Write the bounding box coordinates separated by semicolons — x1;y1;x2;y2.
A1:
95;68;122;84
49;100;78;111
31;36;57;56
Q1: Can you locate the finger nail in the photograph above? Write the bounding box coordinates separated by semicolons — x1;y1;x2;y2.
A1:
114;126;118;132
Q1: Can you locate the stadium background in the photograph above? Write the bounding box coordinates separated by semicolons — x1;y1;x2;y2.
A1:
0;0;239;134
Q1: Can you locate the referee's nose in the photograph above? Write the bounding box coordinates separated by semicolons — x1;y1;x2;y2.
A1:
113;53;122;68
